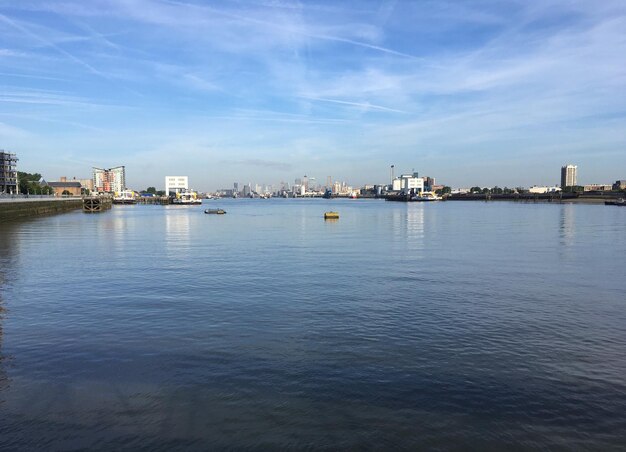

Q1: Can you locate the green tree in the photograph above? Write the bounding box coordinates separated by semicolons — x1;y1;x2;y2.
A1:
491;186;503;194
17;172;42;194
62;190;72;196
482;187;491;194
470;186;482;193
146;186;157;194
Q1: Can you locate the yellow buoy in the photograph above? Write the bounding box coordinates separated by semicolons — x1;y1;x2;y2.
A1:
324;211;339;219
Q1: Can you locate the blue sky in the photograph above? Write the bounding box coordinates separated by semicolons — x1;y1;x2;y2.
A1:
1;0;625;191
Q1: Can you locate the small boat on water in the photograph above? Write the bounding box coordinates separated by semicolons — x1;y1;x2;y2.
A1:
172;189;202;205
205;208;226;214
411;191;441;202
605;198;625;206
324;211;339;219
112;189;137;204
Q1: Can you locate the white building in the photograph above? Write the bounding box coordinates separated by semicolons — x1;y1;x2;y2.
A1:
165;176;189;196
392;173;424;193
528;186;562;194
561;164;577;188
583;184;612;192
93;166;125;193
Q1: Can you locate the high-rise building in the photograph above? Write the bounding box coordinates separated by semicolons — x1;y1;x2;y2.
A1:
93;166;126;193
0;150;18;194
561;164;577;188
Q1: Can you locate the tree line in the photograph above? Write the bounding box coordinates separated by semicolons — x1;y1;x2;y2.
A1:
17;172;54;195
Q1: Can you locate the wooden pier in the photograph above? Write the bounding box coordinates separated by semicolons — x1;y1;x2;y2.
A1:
83;196;112;213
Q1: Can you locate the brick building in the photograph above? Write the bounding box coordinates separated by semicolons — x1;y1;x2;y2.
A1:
48;177;82;196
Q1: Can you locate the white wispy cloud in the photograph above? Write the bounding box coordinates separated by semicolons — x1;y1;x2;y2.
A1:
0;87;133;109
0;13;110;78
299;96;407;114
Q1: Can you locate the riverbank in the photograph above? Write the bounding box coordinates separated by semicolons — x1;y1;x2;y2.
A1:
0;198;83;221
385;192;623;203
446;192;622;203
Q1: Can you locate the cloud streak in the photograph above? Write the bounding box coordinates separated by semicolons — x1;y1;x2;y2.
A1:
0;13;109;78
299;96;407;114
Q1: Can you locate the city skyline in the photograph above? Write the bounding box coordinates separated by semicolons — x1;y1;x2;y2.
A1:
1;0;625;191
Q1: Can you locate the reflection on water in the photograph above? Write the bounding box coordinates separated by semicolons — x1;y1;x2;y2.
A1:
391;204;426;258
559;204;575;247
164;207;192;255
0;222;16;402
406;204;425;248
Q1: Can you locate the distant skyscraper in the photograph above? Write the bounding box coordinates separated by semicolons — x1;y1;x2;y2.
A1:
561;164;577;188
93;166;125;193
234;182;239;192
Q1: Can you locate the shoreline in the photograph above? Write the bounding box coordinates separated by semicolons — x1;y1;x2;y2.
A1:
0;198;82;220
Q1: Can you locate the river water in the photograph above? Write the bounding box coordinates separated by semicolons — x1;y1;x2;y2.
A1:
1;199;625;450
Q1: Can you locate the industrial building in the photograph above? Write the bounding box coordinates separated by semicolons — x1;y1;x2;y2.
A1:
392;172;425;193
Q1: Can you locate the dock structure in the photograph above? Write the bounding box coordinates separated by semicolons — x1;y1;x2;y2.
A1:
136;196;170;205
385;193;411;202
0;197;83;220
83;196;112;213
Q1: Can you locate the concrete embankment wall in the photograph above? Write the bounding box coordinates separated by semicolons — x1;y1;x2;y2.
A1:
0;199;83;221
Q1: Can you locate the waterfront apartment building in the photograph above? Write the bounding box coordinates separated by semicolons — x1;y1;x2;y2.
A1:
165;176;188;196
93;166;126;193
561;164;577;188
0;150;18;194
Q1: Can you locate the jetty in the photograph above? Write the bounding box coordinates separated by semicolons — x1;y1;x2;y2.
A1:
83;196;112;213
